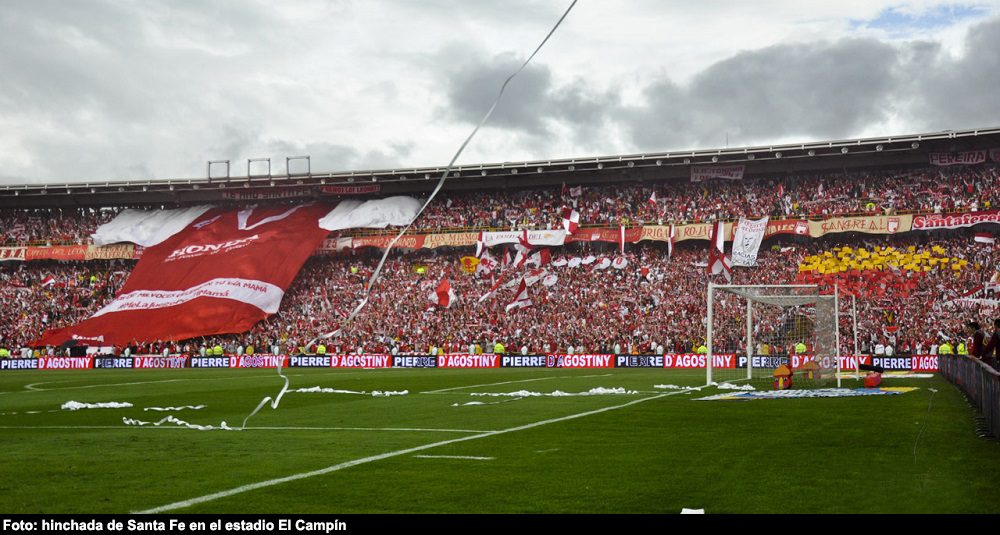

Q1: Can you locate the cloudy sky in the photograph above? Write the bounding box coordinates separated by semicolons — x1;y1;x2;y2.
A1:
3;0;1000;185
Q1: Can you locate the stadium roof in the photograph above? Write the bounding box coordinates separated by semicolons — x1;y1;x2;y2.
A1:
2;126;999;209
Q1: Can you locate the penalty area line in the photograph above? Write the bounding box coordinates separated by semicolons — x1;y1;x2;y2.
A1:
134;390;681;514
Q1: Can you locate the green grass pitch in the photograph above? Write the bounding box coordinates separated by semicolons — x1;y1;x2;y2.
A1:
1;367;998;514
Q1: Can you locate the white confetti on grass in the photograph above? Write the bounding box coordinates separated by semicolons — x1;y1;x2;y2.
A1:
144;405;207;412
453;387;640;407
715;382;756;391
292;387;409;397
123;415;238;431
471;387;639;397
62;401;134;411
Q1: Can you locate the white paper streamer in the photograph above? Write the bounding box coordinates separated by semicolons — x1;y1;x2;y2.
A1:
240;359;290;428
292;387;408;397
123;415;237;431
470;387;638;397
62;401;133;410
143;405;207;411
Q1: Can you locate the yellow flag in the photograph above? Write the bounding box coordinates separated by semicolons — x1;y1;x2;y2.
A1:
460;256;480;274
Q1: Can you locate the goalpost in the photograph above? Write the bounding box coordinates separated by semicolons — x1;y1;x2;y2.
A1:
706;284;855;389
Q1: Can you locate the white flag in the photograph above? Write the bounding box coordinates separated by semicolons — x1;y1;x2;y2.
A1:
731;216;769;267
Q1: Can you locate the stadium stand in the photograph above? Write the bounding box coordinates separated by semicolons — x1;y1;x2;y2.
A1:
2;157;999;359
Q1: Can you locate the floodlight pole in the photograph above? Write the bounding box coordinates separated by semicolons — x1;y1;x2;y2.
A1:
248;158;271;179
286;155;311;178
207;160;230;183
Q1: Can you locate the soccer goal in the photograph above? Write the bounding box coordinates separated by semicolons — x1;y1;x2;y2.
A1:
705;284;852;389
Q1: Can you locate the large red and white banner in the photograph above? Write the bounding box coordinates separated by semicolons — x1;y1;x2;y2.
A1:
913;211;1000;230
33;203;333;347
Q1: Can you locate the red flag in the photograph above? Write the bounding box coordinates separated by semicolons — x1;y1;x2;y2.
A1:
513;247;528;269
708;221;732;282
478;271;505;302
518;229;533;250
32;204;334;347
431;278;456;308
526;248;551;268
475;231;485;258
562;207;579;234
648;190;658;205
975;233;995;245
40;275;55;287
505;278;532;313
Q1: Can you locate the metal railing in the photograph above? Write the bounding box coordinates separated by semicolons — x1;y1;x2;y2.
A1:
938;355;1000;438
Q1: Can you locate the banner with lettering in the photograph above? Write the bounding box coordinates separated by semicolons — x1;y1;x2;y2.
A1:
0;244;139;262
32;203;334;347
912;211;1000;230
731;216;769;267
929;151;988;166
806;214;912;237
690;164;746;182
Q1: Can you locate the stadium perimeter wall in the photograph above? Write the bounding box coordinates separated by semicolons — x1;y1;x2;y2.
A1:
939;355;1000;438
1;353;939;372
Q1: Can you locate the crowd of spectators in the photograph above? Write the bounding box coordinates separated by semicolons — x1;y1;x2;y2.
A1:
0;208;117;245
2;230;997;359
411;164;1000;232
0;260;131;353
1;162;999;358
4;164;998;247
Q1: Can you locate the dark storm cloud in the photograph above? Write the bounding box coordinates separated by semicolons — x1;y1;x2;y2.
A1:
443;53;556;136
441;51;618;152
689;39;899;144
624;37;906;150
442;39;908;154
625;20;1000;151
909;16;1000;130
443;17;1000;155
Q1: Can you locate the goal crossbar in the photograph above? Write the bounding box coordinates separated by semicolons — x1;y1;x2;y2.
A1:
706;283;843;388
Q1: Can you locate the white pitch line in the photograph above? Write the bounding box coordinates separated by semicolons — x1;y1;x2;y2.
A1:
23;379;186;392
421;373;612;394
0;425;489;433
17;373;313;393
134;389;683;514
414;455;494;460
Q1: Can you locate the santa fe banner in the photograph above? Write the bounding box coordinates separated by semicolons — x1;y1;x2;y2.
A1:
731;216;769;267
33;203;334;347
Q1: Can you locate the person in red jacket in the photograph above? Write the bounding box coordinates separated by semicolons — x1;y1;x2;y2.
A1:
969;321;986;360
980;319;1000;370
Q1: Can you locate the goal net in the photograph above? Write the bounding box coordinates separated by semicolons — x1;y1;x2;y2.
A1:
705;284;850;389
